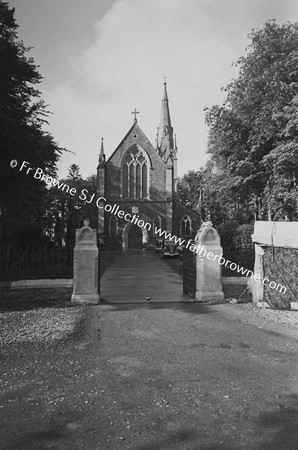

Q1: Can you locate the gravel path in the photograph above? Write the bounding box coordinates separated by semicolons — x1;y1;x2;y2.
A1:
0;300;297;449
0;307;84;348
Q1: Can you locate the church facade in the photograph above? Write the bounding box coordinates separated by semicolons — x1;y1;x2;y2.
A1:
69;83;200;249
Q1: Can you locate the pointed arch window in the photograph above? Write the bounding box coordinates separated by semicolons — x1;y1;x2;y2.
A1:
109;216;118;237
122;146;149;198
180;215;191;237
153;215;162;235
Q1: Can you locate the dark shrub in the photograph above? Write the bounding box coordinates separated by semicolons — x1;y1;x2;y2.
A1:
216;221;239;249
233;224;254;271
216;221;254;276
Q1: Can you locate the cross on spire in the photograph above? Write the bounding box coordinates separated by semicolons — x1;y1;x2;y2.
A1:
131;108;139;122
163;75;167;84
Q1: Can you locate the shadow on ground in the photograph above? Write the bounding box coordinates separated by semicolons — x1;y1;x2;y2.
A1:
136;428;207;450
255;393;298;449
6;408;81;450
0;288;73;312
98;300;214;315
8;412;205;450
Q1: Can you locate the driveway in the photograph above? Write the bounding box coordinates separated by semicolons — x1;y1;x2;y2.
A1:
0;251;297;449
100;250;188;303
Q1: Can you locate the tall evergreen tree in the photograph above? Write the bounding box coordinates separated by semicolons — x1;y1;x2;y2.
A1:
0;1;62;243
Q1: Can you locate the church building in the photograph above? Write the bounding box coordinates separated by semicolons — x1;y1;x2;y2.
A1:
69;82;200;249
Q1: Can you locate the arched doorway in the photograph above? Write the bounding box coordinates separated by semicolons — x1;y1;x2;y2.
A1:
122;221;148;250
128;225;142;249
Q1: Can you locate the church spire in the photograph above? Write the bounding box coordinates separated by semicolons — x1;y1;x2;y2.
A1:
157;81;174;159
98;137;105;167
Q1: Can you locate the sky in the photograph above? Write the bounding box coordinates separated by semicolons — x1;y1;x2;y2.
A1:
8;0;298;179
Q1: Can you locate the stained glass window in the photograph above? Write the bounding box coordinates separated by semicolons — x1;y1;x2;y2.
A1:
122;147;148;198
181;215;191;236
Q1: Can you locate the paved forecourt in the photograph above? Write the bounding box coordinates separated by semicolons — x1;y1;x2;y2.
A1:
100;250;190;303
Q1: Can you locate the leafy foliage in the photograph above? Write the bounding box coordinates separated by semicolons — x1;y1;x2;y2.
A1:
177;164;255;226
0;1;63;243
45;166;97;245
177;170;204;209
205;20;298;221
216;221;240;249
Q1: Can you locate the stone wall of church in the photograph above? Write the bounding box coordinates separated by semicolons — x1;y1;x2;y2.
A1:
103;199;171;250
173;200;201;239
102;123;175;249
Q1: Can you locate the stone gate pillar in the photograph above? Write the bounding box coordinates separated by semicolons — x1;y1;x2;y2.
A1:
71;224;100;304
195;221;224;302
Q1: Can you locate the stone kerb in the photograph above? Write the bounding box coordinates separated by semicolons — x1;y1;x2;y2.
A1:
195;221;225;302
71;225;100;305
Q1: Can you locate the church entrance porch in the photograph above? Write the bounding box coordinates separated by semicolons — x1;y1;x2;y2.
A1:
122;222;149;250
128;225;142;249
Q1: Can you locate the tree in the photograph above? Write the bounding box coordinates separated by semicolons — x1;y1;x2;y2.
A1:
177;164;254;226
205;20;298;221
47;166;98;245
67;164;83;184
177;170;204;210
0;1;63;243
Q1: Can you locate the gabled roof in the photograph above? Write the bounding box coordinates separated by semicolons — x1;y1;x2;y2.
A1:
107;120;162;164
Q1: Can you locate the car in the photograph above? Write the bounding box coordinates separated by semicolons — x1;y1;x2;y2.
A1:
155;238;164;253
162;240;181;258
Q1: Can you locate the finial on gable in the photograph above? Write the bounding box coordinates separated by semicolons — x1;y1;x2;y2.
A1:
131;108;140;123
98;137;105;167
100;137;104;155
174;134;178;151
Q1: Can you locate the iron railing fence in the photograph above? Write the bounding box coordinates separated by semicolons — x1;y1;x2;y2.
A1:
0;244;73;281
